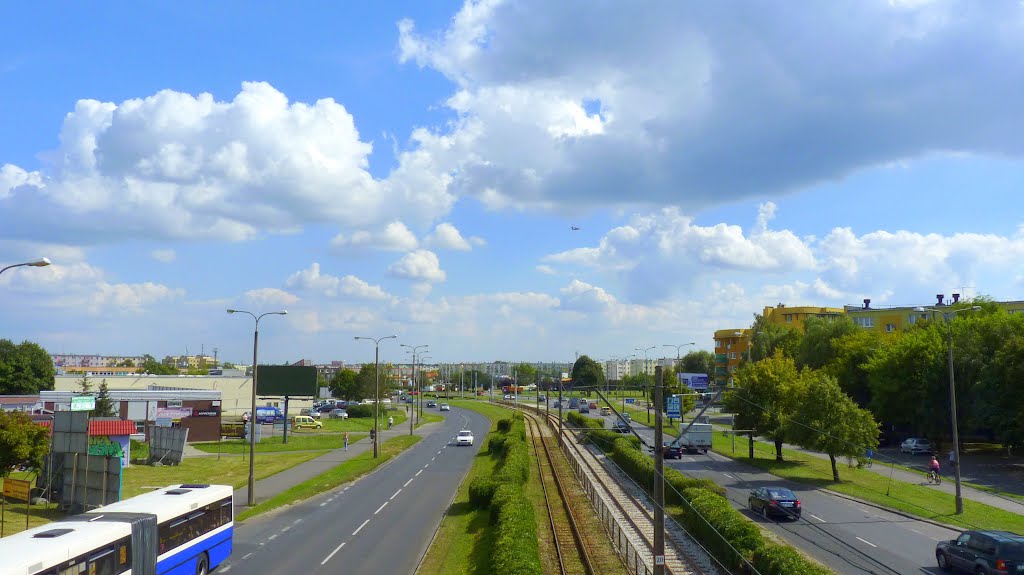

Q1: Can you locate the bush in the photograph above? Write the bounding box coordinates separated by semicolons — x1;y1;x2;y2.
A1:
497;418;513;433
468;476;498;508
490;484;542;575
679;487;762;570
345;404;373;418
488;434;508;455
495;438;530;485
752;541;833;575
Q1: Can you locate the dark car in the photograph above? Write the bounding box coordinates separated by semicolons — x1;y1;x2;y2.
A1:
936;530;1024;574
611;419;630;433
426;400;437;408
663;443;682;459
317;404;336;413
748;487;801;520
578;405;590;414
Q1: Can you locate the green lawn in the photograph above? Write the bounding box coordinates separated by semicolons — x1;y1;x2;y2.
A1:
121;450;325;498
191;433;369;454
710;432;1024;532
416;412;444;427
236;435;420;521
419;401;504;575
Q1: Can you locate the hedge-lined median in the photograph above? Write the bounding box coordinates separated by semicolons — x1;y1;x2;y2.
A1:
566;411;831;574
466;413;542;575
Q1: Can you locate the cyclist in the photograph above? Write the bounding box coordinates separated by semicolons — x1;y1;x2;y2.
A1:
864;447;874;468
928;455;941;482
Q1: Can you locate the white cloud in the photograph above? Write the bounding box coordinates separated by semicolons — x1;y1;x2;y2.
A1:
331;221;419;252
151;249;176;263
91;283;185;311
535;264;556;275
0;83;456;245
396;1;1024;212
425;222;477;251
285;263;392;300
243;288;299;307
388;250;446;282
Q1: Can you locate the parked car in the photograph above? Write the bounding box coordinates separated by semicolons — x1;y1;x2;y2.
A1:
440;403;451;411
901;438;932;455
612;419;630;433
579;405;590;413
317;404;337;414
456;430;474;446
328;409;349;419
538;395;546;402
427;400;437;408
255;406;284;424
292;415;322;430
552;401;562;408
936;530;1024;574
748;487;801;520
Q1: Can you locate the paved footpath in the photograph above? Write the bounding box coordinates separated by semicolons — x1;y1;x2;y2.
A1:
177;418;444;514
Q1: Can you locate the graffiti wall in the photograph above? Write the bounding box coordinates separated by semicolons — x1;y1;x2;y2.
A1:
87;435;131;468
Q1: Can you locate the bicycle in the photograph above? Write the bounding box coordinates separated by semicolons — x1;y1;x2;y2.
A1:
927;470;942;485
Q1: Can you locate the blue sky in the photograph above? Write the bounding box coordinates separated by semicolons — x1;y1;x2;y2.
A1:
2;1;1024;366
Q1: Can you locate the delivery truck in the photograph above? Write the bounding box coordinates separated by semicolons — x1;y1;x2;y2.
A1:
671;422;712;454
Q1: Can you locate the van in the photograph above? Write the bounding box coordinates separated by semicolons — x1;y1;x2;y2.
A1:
292;415;322;430
568;398;580;409
255;407;284;424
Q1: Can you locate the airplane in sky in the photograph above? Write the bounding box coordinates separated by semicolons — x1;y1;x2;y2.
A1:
571;226;580;231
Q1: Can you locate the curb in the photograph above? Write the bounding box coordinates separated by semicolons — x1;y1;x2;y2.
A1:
819;488;964;533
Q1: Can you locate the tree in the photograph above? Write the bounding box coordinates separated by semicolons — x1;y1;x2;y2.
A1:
139;356;178;375
679;350;715;377
330;369;360;400
77;372;93;395
751;323;802;361
514;363;538;385
788;373;879;481
94;379;116;417
977;332;1024;450
116;359;135;367
223;362;237;369
796;316;859;370
0;339;56;395
570;355;605;391
356;364;382;401
723;353;804;461
823;329;887;408
0;410;50;475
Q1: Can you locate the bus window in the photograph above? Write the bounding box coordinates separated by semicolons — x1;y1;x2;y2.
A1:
88;547;115;575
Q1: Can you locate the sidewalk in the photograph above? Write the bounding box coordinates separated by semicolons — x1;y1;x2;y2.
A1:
708;425;1024;515
216;420;444;514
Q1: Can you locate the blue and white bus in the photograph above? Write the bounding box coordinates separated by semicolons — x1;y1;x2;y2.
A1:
0;483;233;575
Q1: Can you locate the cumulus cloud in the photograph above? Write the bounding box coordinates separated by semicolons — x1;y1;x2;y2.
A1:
388;250;446;282
397;1;1024;211
242;288;299;307
151;249;176;263
0;82;456;244
331;221;419;252
286;263;392;300
425;222;480;251
535;264;556;275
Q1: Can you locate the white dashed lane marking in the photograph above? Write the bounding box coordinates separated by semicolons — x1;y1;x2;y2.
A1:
375;502;388;514
321;542;345;565
808;514;826;523
415;470;423;477
353;519;370;536
390;489;402;500
856;537;878;548
404;478;414;487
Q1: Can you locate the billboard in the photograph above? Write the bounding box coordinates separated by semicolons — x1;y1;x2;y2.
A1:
256;365;318;397
677;373;709;391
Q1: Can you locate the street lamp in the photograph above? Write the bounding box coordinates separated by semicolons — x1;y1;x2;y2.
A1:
355;335;397;458
636;346;656;419
226;308;288;507
1;257;51;277
914;304;981;515
401;344;428;435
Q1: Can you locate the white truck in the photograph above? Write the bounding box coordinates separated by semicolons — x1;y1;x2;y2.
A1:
675;423;713;454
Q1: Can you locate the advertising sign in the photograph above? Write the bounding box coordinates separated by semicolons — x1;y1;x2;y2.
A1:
2;478;31;502
194;409;220;417
70;395;95;412
155;407;193;420
677;373;709;391
666;395;682;419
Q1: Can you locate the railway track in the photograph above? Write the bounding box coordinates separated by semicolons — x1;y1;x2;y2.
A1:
523;412;597;575
521;404;709;575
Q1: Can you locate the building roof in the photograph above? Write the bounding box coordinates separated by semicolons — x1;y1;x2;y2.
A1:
36;418;138;436
0;395;40;405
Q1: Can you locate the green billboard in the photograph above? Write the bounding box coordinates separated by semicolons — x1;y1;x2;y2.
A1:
255;365;318;397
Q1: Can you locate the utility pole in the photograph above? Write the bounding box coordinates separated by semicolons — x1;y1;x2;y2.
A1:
653;365;666;575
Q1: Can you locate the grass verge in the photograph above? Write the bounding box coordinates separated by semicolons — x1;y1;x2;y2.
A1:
416;412;444;427
710;432;1024;532
236;435;420;521
191;433;368;454
122;451;325;498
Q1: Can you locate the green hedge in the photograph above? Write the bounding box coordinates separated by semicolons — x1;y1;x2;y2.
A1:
488;434;508;455
497;418;513;433
344;404;373;418
752;541;834;575
495;437;530;485
679;487;762;570
469;476;498;508
490;484;543;575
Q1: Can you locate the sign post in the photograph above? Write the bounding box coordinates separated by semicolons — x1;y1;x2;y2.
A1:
70;395;95;412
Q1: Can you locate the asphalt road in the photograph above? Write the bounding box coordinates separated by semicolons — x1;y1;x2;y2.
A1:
569;406;961;575
217;406;489;575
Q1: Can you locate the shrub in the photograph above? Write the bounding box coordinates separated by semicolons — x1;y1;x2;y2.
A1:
495;438;530;485
488;434;508;455
679;487;762;570
468;476;498;508
345;404;373;418
490;484;542;575
752;541;833;575
497;418;513;433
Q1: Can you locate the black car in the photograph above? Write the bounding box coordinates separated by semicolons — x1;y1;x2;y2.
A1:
317;404;336;413
748;487;801;520
936;530;1024;574
579;405;590;413
663;443;683;459
426;400;437;408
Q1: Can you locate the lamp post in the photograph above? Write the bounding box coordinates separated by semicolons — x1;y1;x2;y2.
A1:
226;308;288;506
401;344;428;434
914;305;981;515
1;258;51;277
663;343;696;368
355;335;397;458
636;346;655;419
418;354;433;420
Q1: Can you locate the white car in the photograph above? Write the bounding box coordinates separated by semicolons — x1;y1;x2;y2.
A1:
456;430;474;446
440;403;451;411
328;409;349;419
901;437;931;455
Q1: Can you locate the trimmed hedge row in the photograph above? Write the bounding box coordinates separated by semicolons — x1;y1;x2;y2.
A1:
490;483;543;575
344;404;373;418
567;409;830;574
469;476;498;508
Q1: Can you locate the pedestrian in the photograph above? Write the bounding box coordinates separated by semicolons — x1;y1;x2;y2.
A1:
388;416;394;430
343;431;349;451
948;448;957;468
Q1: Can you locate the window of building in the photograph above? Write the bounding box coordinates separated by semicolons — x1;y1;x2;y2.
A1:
784;314;793;323
854;316;874;328
729;352;737;359
725;343;731;350
885;323;896;333
715;340;722;348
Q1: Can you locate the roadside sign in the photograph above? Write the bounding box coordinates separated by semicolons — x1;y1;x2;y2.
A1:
666;395;681;419
2;478;31;502
625;398;636;404
70;395;95;411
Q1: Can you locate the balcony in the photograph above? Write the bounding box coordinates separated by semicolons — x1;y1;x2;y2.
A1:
715;366;727;376
715;354;727;363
